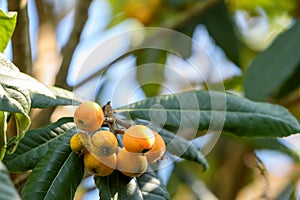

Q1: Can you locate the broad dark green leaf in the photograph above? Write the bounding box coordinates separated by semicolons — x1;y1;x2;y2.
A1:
244;18;300;101
0;10;17;52
275;63;300;98
21;126;84;200
30;86;82;108
201;1;240;65
4;117;74;172
95;170;170;200
0;162;20;200
150;126;208;170
115;90;300;138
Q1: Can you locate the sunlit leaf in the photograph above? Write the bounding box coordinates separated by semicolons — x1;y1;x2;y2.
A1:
0;10;17;52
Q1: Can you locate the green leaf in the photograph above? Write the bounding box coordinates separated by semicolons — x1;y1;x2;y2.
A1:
30;86;82;108
137;171;170;200
94;170;170;200
0;10;17;52
115;90;300;137
4;118;74;172
201;1;240;65
0;162;20;200
0;84;31;114
135;49;166;97
0;84;31;154
95;171;142;199
244;18;300;101
275;63;300;98
150;126;208;170
21;126;84;200
0;54;55;99
0;112;7;160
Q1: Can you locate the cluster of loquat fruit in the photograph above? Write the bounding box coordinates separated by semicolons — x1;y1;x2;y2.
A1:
70;101;166;177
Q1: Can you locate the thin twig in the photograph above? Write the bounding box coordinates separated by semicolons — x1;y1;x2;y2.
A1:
55;0;93;90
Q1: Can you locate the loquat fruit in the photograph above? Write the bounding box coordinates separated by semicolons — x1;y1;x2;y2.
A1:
123;125;155;153
117;148;148;177
145;132;166;163
70;132;91;155
91;130;118;157
74;101;104;132
84;152;117;177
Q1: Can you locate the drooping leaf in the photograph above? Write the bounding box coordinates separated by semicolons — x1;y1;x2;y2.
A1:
244;18;300;101
4;117;74;172
201;1;240;65
21;126;84;200
94;170;170;200
115;90;300;138
0;10;17;52
0;54;55;99
30;86;82;108
0;84;31;154
0;162;20;200
0;112;7;160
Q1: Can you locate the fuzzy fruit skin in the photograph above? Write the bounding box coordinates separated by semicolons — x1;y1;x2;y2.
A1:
123;125;155;153
74;101;104;132
70;132;91;155
84;152;116;177
117;148;148;177
145;132;166;163
91;130;118;157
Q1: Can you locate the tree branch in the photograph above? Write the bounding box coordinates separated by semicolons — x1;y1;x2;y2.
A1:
55;0;93;90
8;0;32;75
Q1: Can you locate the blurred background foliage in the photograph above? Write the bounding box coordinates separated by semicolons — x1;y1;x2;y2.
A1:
2;0;300;199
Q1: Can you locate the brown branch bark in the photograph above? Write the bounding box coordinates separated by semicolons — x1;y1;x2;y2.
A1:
8;0;32;75
55;0;93;90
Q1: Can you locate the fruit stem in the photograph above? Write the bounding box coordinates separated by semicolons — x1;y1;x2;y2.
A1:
115;118;132;129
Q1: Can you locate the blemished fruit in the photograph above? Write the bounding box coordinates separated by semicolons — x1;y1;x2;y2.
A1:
117;148;148;177
123;125;155;153
70;132;91;154
91;130;118;157
74;101;104;132
84;152;117;177
145;132;166;163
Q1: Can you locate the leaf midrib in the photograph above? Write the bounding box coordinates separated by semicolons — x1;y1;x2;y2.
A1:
115;108;298;127
42;150;73;200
